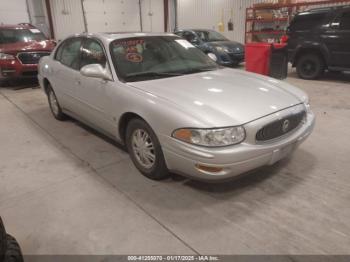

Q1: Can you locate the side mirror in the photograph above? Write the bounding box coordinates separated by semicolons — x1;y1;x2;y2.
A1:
80;64;113;81
190;38;200;45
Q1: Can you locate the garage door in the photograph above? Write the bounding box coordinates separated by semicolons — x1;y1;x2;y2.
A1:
0;0;29;24
50;0;86;41
82;0;141;33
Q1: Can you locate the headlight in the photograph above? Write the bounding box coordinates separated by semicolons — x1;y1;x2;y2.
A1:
0;53;15;60
215;46;229;53
172;126;246;147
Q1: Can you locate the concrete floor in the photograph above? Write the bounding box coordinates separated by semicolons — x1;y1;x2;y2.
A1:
0;69;350;255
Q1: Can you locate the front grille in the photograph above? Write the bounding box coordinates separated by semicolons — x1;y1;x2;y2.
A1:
229;53;244;62
22;71;37;76
256;111;306;142
17;52;50;65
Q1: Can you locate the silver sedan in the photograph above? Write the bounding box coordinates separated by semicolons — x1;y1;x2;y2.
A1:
38;32;315;181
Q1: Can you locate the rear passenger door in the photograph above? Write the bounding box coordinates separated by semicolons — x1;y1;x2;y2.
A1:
327;10;350;68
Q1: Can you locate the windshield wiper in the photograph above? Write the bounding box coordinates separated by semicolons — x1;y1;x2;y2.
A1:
125;71;183;80
181;67;217;75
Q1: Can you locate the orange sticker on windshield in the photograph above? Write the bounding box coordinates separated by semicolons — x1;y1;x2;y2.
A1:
126;53;143;63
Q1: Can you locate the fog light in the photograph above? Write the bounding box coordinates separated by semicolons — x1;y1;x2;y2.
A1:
195;164;223;173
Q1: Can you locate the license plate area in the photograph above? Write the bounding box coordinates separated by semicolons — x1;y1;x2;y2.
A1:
270;142;296;164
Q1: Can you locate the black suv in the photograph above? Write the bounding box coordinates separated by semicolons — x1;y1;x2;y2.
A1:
287;5;350;79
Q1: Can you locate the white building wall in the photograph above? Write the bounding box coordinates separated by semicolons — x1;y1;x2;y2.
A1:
177;0;268;43
141;0;164;32
0;0;30;24
176;0;350;43
82;0;141;33
50;0;85;40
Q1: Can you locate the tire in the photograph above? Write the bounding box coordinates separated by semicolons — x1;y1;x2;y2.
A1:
3;235;23;262
47;84;66;121
126;118;169;180
296;53;325;80
0;218;6;262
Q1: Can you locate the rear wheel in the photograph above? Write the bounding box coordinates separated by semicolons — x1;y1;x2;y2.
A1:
0;218;23;262
126;119;169;180
296;54;325;80
3;235;23;262
0;218;6;262
47;84;66;121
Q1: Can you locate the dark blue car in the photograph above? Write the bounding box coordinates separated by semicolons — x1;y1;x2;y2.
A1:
174;29;245;67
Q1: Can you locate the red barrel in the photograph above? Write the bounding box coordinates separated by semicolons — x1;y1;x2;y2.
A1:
245;43;272;76
245;43;288;77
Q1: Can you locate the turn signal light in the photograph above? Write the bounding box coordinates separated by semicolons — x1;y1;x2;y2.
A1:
195;164;223;173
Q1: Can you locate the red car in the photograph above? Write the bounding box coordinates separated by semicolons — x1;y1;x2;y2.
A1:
0;24;55;82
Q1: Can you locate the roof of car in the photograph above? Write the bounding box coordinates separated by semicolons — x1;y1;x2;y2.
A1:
61;32;178;45
73;32;177;40
175;29;215;32
304;5;350;14
0;24;33;29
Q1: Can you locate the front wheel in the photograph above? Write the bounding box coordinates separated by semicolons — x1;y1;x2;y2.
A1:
47;84;66;121
126;119;169;180
296;54;325;80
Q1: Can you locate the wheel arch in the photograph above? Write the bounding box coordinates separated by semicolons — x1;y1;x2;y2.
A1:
118;112;147;144
293;46;328;68
42;78;51;95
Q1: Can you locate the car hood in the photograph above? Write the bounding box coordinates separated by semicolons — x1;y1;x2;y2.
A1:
128;68;307;127
0;40;55;54
208;41;244;52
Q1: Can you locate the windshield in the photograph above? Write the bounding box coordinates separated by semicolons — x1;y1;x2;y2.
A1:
0;28;47;44
110;36;219;82
194;30;228;42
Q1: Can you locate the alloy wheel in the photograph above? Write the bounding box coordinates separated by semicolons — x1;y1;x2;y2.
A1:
49;90;59;116
131;128;156;169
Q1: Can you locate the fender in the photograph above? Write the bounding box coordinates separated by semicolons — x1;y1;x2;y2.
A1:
290;41;331;66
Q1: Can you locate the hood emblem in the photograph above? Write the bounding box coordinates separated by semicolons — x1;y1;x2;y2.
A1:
282;119;290;133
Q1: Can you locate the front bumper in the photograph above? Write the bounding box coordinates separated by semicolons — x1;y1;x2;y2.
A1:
218;52;245;66
161;106;315;181
0;59;38;80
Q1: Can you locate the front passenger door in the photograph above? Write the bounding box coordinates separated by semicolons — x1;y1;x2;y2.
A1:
76;38;116;135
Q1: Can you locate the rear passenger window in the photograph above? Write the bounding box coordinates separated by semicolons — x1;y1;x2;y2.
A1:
340;11;350;30
290;13;327;31
56;38;82;70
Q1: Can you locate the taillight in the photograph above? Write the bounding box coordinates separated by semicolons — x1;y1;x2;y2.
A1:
281;35;289;43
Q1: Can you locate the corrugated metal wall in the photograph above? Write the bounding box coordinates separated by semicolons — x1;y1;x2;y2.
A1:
177;0;266;43
0;0;29;24
50;0;86;40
